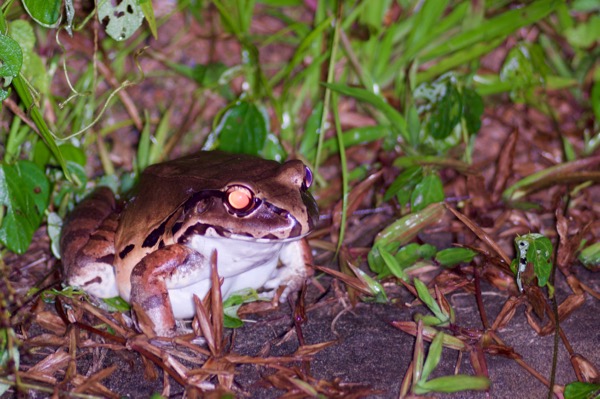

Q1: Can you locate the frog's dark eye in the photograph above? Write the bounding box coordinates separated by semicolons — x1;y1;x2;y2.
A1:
225;185;255;214
303;166;313;189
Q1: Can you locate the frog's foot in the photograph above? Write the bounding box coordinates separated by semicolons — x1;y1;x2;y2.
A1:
264;239;313;302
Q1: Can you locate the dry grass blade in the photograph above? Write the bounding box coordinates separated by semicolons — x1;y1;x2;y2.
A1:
492;129;519;202
192;295;216;356
72;365;118;394
25;349;70;383
209;250;223;356
445;204;511;265
311;264;373;296
331;171;383;237
503;155;600;201
391;321;466;351
193;250;223;357
570;354;600;383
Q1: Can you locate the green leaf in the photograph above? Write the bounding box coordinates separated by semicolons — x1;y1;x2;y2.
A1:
462;88;483;134
212;101;269;156
394;243;422;268
322;82;409;141
383;165;423;203
578;242;600;271
415;375;490;394
139;0;158;39
0;161;51;254
422;1;558;61
0;33;23;100
22;0;61;27
47;212;62;259
299;101;323;159
411;172;444;212
379;246;409;280
514;233;554;293
351;266;388;302
592;80;600;122
0;329;19;396
102;296;131;313
435;248;477;267
420;331;444;382
98;0;145;41
375;202;445;248
564;381;600;399
565;15;600;48
413;278;447;324
427;83;462;140
222;289;260;328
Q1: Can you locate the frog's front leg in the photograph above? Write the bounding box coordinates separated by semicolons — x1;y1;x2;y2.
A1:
129;245;207;337
265;238;313;302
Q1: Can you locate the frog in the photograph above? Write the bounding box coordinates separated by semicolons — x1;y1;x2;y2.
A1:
60;151;319;337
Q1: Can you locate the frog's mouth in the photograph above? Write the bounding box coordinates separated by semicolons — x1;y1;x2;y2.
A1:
178;221;311;244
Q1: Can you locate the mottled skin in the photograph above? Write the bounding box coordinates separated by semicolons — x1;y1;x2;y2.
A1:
61;151;318;336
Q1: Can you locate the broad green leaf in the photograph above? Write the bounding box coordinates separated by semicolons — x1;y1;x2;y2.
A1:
435;248;477;267
22;0;61;27
0;161;51;254
427;83;462;140
564;381;600;399
212;101;269;156
0;33;23;100
411;172;444;212
514;233;554;294
261;133;286;162
98;0;145;41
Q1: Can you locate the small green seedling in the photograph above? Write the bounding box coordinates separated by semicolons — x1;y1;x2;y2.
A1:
510;233;554;297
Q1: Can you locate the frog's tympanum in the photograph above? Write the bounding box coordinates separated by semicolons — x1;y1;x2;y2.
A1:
60;151;318;336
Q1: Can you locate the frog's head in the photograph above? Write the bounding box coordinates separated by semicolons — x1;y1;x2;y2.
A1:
176;158;319;242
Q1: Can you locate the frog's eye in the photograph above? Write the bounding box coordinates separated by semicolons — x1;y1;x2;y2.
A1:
303;166;313;189
225;185;255;214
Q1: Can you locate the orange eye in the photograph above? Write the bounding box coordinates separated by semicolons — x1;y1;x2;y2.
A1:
225;186;254;212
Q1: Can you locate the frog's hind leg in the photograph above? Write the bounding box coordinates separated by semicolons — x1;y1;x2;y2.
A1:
60;187;119;298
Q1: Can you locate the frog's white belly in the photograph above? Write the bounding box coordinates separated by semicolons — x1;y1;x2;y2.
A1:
167;235;285;318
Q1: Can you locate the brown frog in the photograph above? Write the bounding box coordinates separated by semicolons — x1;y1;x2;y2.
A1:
60;151;318;336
